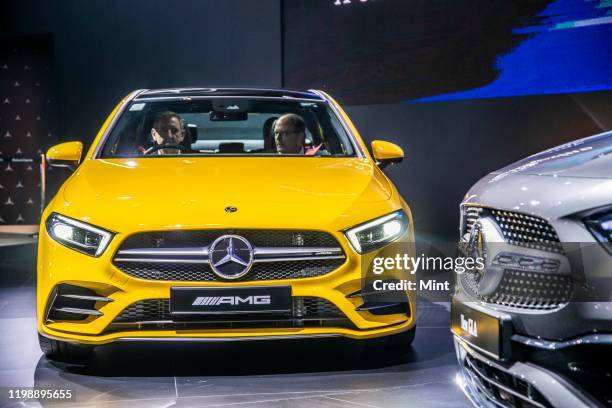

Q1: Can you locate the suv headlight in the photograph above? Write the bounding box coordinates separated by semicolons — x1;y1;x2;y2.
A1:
46;213;114;257
345;210;408;254
585;209;612;254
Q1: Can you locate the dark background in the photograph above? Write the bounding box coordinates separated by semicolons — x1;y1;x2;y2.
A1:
1;0;611;238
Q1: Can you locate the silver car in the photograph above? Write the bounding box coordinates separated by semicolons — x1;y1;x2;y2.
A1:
452;131;612;407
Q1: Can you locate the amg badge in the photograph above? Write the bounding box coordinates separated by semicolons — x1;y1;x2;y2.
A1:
170;286;292;314
192;295;271;306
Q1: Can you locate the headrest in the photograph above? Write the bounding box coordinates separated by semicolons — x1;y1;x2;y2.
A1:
218;142;245;154
185;123;198;144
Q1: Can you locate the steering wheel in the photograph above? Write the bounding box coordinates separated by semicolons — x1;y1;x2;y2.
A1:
143;143;191;155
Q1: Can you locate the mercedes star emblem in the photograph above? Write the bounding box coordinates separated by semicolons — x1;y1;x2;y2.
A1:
209;235;254;279
467;221;487;277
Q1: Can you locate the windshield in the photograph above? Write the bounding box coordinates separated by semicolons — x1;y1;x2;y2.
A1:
99;98;357;158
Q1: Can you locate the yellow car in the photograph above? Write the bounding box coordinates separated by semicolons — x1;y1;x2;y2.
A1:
37;88;416;361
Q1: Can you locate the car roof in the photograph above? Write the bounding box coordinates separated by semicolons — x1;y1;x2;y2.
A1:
135;88;325;101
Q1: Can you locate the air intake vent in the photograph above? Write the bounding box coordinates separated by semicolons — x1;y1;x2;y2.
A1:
46;284;112;322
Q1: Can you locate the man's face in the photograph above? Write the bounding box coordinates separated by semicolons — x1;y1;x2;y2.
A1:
274;117;304;154
151;116;184;146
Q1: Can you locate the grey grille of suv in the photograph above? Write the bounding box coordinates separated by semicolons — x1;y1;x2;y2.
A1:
461;269;572;310
462;206;562;253
490;209;563;253
112;230;346;282
460;207;570;310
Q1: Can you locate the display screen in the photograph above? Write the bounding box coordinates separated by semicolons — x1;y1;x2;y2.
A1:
283;0;612;104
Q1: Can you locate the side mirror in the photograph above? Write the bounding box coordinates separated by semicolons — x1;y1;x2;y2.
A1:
46;141;83;170
371;140;404;169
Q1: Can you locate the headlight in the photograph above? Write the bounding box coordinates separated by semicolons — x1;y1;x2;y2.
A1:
46;213;114;257
585;209;612;254
345;210;408;254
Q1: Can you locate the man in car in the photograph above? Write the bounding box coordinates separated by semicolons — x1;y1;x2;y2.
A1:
273;113;307;154
274;113;327;155
148;111;186;155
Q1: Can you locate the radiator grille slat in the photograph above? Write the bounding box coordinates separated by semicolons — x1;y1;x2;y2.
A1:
113;259;345;281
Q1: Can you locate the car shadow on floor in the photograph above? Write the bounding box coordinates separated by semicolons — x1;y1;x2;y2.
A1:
43;338;415;377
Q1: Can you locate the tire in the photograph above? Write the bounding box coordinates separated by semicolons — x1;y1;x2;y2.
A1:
38;334;94;364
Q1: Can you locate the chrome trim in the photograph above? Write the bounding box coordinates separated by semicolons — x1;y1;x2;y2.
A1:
114;257;210;264
252;255;345;263
512;333;612;350
92;89;147;159
310;89;366;159
208;234;255;280
464;352;547;408
52;307;103;316
60;294;113;303
115;246;345;264
253;247;343;256
118;247;210;256
114;255;344;264
116;334;343;342
454;332;505;362
455;337;597;408
44;288;59;323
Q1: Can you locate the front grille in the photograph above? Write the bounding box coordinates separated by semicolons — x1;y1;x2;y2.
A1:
461;269;572;310
115;299;171;322
114;297;345;323
108;297;354;332
462;207;562;253
298;297;346;318
114;258;345;282
119;230;339;250
490;209;562;253
113;229;346;282
462;352;550;408
459;207;570;310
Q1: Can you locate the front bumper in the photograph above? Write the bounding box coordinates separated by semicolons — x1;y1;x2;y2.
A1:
452;299;611;407
454;336;599;408
37;227;416;345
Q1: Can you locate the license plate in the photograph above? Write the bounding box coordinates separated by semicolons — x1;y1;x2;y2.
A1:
451;298;512;360
170;286;292;315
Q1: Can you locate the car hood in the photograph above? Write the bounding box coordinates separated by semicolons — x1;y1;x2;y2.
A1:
60;157;396;232
491;130;612;180
465;172;612;220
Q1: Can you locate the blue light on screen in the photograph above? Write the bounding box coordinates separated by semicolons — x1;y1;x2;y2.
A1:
413;0;612;102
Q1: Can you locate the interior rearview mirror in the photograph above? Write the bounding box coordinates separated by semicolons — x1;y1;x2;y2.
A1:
371;140;404;169
46;141;83;170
